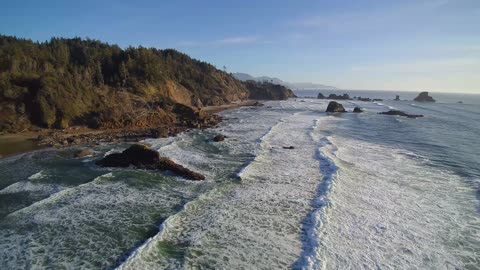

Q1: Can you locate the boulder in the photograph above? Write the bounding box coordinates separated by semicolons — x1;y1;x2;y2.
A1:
283;146;295;149
379;110;423;118
96;144;205;180
326;101;346;113
394;95;400;101
75;148;94;158
213;134;225;142
123;144;160;166
97;152;131;167
353;107;363;113
414;92;435;102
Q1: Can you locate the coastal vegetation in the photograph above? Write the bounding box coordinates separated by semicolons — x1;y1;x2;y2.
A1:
0;35;294;134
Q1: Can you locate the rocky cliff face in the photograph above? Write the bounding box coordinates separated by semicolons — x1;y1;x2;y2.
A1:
244;80;296;100
0;35;297;134
414;92;435;102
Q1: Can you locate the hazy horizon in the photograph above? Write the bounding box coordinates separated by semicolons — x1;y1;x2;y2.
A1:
2;0;479;93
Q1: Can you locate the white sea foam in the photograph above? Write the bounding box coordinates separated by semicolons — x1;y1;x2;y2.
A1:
310;135;479;269
27;170;46;180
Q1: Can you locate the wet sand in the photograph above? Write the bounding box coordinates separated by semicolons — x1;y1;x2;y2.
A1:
0;132;43;157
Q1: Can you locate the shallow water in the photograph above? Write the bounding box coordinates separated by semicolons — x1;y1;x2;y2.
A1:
0;96;479;269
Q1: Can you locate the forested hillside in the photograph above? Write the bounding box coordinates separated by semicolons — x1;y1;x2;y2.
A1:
0;35;293;133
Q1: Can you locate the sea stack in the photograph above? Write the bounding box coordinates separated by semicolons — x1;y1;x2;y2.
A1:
353;107;363;113
326;101;346;113
414;92;435;102
394;95;400;101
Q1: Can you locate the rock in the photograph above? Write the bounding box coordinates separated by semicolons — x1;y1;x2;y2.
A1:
326;101;346;113
414;92;435;102
252;101;264;106
458;101;463;104
213;134;225;142
317;93;326;99
154;158;205;181
357;97;371;101
353;107;363;113
283;146;295;149
96;144;205;180
328;93;350;100
372;99;383;102
394;95;400;101
151;128;169;138
75;149;93;158
379;110;423;118
96;152;131;167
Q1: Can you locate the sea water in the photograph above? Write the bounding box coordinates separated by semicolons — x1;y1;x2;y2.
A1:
0;93;478;269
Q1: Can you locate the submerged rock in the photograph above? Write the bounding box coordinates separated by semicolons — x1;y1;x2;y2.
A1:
326;101;346;113
379;110;423;118
282;146;295;149
75;148;94;158
353;107;363;113
96;144;205;180
414;92;435;102
213;134;225;142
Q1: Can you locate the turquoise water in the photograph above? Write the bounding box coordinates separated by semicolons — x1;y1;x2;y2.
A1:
0;93;479;269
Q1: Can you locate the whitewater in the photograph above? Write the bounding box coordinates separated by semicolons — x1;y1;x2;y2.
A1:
0;96;479;269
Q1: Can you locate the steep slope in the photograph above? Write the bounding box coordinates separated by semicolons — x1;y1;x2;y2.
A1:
0;35;250;133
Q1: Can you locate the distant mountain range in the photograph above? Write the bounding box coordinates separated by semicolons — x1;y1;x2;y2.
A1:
233;73;338;90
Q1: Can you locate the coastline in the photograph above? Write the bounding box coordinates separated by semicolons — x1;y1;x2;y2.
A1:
0;100;261;158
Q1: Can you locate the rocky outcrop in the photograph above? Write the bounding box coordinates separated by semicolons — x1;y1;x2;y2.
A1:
379;110;423;118
357;97;371;101
213;134;225;142
318;93;351;100
245;81;296;100
96;144;205;180
75;149;93;158
414;92;435;102
326;101;346;113
394;95;400;101
353;107;363;113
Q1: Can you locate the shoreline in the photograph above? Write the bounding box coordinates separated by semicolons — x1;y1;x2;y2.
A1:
0;100;261;158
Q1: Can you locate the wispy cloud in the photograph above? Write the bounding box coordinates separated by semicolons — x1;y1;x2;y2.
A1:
351;57;480;73
178;36;264;47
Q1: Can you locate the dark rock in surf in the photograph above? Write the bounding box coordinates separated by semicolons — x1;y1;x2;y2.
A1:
394;95;400;101
213;134;225;142
283;146;295;149
414;92;435;102
96;144;205;180
317;93;326;99
353;107;363;113
379;110;423;118
326;101;346;113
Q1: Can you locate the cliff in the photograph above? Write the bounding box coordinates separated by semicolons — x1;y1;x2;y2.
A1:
0;35;289;134
244;80;296;100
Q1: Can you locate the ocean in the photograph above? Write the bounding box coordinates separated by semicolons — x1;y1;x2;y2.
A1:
0;91;479;269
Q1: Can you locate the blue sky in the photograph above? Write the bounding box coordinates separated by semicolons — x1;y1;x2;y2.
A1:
1;0;479;92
